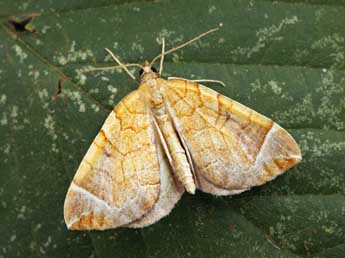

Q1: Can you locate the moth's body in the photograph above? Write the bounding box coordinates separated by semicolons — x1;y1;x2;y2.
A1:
139;69;196;194
64;29;301;230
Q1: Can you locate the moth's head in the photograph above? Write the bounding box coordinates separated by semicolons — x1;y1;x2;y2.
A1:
139;61;158;80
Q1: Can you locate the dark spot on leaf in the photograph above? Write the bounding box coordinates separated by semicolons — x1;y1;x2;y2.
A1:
229;224;237;231
52;77;69;101
7;13;40;33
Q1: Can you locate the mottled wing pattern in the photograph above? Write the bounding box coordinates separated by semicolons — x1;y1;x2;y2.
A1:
164;79;302;195
64;90;162;230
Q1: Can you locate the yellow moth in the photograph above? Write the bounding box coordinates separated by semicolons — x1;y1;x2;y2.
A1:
64;27;302;230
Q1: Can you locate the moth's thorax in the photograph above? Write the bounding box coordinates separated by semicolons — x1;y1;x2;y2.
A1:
141;71;159;82
139;73;167;110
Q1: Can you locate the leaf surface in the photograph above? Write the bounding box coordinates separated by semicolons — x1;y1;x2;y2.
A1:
1;0;345;257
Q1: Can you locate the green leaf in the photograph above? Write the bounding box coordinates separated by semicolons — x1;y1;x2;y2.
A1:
1;0;345;257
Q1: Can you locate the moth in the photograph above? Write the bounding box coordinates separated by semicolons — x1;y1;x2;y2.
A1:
64;27;301;230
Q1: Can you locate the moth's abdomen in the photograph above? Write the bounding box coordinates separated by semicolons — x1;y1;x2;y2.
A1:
142;78;196;194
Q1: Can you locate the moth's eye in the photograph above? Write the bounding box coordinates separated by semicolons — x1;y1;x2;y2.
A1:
139;69;144;76
151;66;158;73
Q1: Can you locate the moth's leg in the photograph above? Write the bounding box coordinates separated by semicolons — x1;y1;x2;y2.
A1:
168;77;225;87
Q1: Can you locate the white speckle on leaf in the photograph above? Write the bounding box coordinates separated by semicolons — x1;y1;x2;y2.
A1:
17;205;26;219
28;68;40;80
10;235;16;242
131;42;144;54
156;29;184;46
78;74;87;85
294;49;309;62
43;236;52;247
3;144;10;154
56;23;62;29
38;88;49;100
0;113;8;125
108;98;115;106
52;143;58;153
129;68;135;75
13;45;28;63
79;103;86;113
62;89;87;114
41;25;51;34
251;79;291;100
54;42;94;66
89;88;99;94
322;225;336;234
107;85;118;106
172;53;180;63
299;131;345;165
312;34;345;69
218;38;225;44
112;42;119;50
57;56;67;65
62;133;69;140
35;39;42;45
103;54;113;62
231;16;299;58
107;85;118;94
10;106;18;118
208;5;216;14
34;223;42;232
268;80;282;95
91;104;100;113
44;114;57;141
315;69;345;130
70;41;76;52
0;95;6;105
39;246;46;255
1;201;7;208
20;2;29;10
273;94;315;125
29;241;36;251
76;69;87;85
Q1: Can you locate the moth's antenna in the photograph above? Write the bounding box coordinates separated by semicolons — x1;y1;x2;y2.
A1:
159;38;165;75
104;48;139;82
150;26;221;66
82;63;144;73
